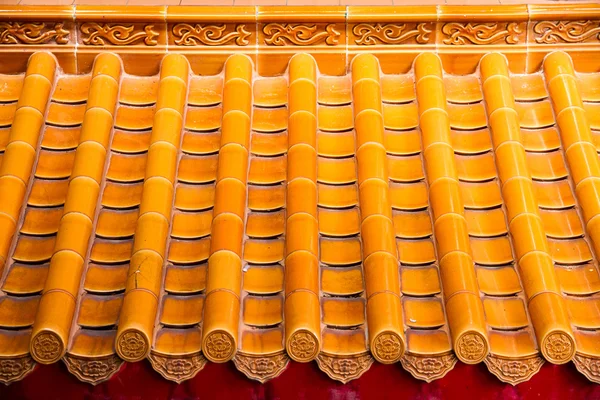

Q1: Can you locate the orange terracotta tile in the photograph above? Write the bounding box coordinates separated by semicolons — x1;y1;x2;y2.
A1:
3;5;600;387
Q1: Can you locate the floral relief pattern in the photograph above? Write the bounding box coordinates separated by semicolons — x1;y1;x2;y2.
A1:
456;332;487;363
0;356;36;384
63;355;123;385
372;332;403;363
31;332;63;363
316;353;374;384
0;22;69;45
204;331;235;362
233;353;289;383
263;23;340;46
400;353;457;382
148;352;207;383
534;20;600;44
288;331;318;362
81;23;159;46
544;332;574;362
574;354;600;384
484;355;544;385
442;22;523;45
117;331;147;360
353;23;432;45
172;24;251;46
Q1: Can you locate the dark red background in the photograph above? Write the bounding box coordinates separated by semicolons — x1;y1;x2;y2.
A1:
2;358;600;400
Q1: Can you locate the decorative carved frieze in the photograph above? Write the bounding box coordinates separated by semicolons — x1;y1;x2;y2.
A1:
263;23;340;46
0;22;69;45
441;22;524;45
81;23;158;46
534;20;600;44
353;23;432;45
172;24;251;46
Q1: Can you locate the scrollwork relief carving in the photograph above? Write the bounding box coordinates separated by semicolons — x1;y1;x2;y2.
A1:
172;23;250;46
0;22;69;45
263;23;340;46
81;23;158;46
534;20;600;44
353;22;432;45
442;22;523;45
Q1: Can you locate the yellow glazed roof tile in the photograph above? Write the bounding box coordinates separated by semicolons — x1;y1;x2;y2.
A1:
2;3;600;387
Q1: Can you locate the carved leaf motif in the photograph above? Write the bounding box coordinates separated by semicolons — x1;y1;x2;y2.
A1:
81;23;158;46
63;354;123;385
534;20;600;44
316;353;374;383
0;22;69;45
172;23;250;46
353;23;432;45
148;352;207;384
442;22;523;45
263;23;340;46
574;354;600;384
233;353;289;383
0;356;36;384
484;355;544;385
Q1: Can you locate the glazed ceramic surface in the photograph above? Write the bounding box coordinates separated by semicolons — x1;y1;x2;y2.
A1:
1;4;600;387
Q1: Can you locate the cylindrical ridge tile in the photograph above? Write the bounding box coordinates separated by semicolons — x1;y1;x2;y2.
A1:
415;52;489;364
116;54;189;362
30;53;120;365
201;55;252;364
0;53;56;266
446;293;488;364
544;52;600;267
202;250;243;363
285;54;321;363
529;292;575;364
285;291;321;362
481;52;575;364
352;55;405;364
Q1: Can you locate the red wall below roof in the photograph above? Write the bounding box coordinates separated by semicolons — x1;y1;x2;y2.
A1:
1;358;600;400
